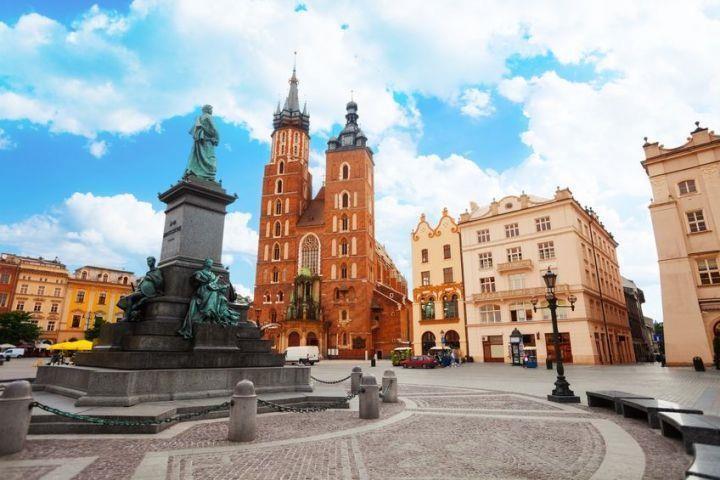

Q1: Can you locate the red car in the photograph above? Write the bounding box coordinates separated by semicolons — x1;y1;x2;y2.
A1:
401;355;439;369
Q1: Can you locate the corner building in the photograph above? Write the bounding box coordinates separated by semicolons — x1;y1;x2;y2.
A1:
253;69;411;359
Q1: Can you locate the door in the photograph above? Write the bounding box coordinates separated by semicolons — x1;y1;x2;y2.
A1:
483;335;504;362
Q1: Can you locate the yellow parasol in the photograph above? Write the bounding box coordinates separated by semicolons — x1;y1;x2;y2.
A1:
49;340;93;351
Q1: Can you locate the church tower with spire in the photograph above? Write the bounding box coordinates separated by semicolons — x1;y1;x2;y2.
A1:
254;65;312;326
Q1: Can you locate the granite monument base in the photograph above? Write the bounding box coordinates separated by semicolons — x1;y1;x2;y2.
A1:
34;364;311;407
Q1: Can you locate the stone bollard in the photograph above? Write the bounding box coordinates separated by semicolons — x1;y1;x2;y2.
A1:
350;366;363;395
381;370;398;403
228;379;257;442
0;380;33;456
359;374;379;419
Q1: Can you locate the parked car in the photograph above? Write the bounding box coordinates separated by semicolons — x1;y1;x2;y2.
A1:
284;346;320;365
401;355;438;369
3;348;25;359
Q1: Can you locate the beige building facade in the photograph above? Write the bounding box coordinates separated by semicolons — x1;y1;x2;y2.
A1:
459;189;634;365
642;124;720;366
410;209;467;356
5;254;70;343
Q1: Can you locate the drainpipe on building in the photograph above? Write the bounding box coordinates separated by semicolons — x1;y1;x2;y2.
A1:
588;211;613;364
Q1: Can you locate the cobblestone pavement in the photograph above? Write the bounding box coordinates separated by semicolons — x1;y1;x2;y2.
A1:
1;375;692;480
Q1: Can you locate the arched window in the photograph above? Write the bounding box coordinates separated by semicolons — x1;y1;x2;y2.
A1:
421;331;436;354
276;179;283;194
341;310;348;321
443;294;459;319
342;192;350;208
263;292;271;303
340;238;348;256
479;304;501;323
444;330;460;349
273;243;281;261
102;273;108;282
274;221;282;237
341;163;350;180
288;331;300;347
340;263;348;279
270;310;277;322
307;331;318;346
421;296;436;320
275;200;282;215
341;215;349;231
272;268;279;283
277;290;284;302
278;161;285;174
342;332;348;345
81;271;87;280
300;234;320;275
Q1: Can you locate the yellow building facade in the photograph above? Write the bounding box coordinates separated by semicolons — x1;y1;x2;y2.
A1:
642;124;720;366
459;189;634;365
57;266;134;342
6;254;69;344
411;209;468;356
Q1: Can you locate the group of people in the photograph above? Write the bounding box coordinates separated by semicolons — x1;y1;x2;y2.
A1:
434;348;462;367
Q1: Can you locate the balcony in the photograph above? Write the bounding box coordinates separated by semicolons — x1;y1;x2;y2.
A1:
496;259;533;273
471;284;571;302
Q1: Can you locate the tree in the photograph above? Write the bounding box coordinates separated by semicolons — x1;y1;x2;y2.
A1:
0;311;42;345
85;317;106;341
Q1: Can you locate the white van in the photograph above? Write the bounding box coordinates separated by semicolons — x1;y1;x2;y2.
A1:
284;346;320;365
3;348;25;359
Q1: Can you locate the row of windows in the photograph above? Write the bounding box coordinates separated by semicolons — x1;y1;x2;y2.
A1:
16;301;60;313
18;285;63;297
419;295;459;320
78;271;130;284
420;244;453;263
475;216;551;244
477;302;568;323
420;267;454;286
18;275;64;283
477;242;556;269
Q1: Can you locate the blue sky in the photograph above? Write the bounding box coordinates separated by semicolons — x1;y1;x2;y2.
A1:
1;1;720;319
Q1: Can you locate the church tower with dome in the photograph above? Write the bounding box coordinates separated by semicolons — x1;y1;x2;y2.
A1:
253;67;411;359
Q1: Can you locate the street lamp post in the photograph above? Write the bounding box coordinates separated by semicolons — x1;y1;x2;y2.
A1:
532;268;580;404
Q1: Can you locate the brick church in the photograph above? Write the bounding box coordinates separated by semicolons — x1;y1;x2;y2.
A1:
253;67;411;359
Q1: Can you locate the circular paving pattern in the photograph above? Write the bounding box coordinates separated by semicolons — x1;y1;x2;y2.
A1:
0;383;691;479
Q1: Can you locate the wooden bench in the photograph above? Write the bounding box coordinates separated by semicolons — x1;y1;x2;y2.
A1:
659;412;720;454
686;443;720;479
586;390;654;414
621;398;703;429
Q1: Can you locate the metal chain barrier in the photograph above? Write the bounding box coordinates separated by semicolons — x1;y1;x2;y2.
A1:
309;374;352;385
257;391;357;413
30;400;231;427
379;380;392;399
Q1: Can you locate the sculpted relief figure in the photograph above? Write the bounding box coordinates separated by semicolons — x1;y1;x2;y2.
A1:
117;256;164;322
178;258;240;339
184;104;219;182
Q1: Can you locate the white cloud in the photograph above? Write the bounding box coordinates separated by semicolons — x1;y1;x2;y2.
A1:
458;88;494;118
88;139;108;158
0;128;14;150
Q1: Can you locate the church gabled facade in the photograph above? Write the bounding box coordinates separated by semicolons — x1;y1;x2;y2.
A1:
253;68;411;359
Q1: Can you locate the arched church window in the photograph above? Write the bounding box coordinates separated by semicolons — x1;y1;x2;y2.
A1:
277;290;284;302
340;263;348;279
278;161;285;174
275;200;282;215
274;221;282;237
276;179;283;194
300;234;320;275
342;163;350;180
341;215;349;231
273;243;281;261
272;269;279;283
340;238;348;256
342;192;349;209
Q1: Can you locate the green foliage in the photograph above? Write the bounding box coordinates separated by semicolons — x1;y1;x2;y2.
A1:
654;322;664;335
391;348;411;366
0;311;42;345
85;317;107;341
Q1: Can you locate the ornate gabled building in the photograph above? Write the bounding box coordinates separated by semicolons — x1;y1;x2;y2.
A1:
253;68;411;359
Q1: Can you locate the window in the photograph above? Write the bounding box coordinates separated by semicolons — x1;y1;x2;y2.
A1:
102;273;108;282
535;216;551;231
421;249;428;263
81;271;88;279
506;246;522;262
0;293;7;307
687;210;707;233
300;234;320;275
341;215;349;231
33;302;42;312
678;179;697;195
443;244;451;259
538;241;556;260
421;297;435;320
278;161;285;174
16;302;24;311
71;315;81;328
443;294;459;319
505;223;519;238
19;284;28;294
443;267;453;284
50;303;59;313
274;221;282;237
508;274;524;290
47;321;55;332
37;286;45;295
342;163;350;180
277;291;284;302
273;244;281;261
76;291;85;303
698;259;720;285
477;229;490;243
480;276;496;293
421;271;430;286
510;301;533;322
340;238;349;256
272;269;279;283
275;200;282;215
340;263;348;279
342;192;350;208
478;252;493;269
276;179;283;194
341;310;348;321
479;304;501;323
0;273;9;284
98;292;107;305
54;288;61;297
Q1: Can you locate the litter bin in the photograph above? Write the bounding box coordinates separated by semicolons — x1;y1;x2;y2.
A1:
693;356;706;372
546;359;553;370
